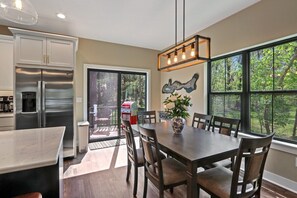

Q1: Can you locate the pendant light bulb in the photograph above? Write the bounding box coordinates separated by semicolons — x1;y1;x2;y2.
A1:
182;46;186;60
174;50;178;63
191;43;195;57
15;0;22;10
167;54;171;65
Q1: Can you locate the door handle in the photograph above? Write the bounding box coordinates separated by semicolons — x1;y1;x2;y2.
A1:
42;81;46;127
37;81;42;127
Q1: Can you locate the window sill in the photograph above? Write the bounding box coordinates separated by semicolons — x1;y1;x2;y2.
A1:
238;132;297;155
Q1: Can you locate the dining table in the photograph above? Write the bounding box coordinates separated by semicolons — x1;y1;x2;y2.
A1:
131;121;240;198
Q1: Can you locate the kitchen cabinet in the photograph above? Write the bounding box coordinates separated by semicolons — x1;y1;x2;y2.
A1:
0;127;64;197
0;114;14;131
0;36;13;91
9;27;78;69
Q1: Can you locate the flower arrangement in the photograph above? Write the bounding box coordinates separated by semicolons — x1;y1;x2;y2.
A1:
163;92;192;119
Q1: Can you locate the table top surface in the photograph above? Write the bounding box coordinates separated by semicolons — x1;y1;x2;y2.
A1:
132;122;240;164
0;126;65;174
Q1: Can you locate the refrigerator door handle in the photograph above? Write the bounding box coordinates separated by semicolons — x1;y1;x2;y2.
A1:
42;81;47;127
37;81;42;128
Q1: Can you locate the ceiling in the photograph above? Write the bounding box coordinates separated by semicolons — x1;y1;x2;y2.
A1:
0;0;260;50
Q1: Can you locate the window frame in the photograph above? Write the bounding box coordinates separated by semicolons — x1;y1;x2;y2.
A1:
208;36;297;144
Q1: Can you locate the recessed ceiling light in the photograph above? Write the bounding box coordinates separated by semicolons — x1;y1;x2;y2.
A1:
57;13;66;19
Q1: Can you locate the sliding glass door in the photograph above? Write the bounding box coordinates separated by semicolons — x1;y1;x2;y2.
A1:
87;69;146;142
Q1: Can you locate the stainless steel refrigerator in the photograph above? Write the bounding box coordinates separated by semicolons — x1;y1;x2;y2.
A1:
15;67;74;157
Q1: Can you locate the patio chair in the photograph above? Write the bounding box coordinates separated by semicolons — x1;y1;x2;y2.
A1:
197;133;274;198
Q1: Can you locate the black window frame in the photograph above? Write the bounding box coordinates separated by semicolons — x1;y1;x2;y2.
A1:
208;36;297;144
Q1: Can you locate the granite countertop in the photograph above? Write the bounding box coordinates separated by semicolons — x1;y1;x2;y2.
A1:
0;126;65;174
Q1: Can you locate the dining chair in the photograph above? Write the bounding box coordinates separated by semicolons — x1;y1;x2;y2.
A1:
197;133;274;198
137;110;157;124
212;116;241;137
192;112;212;131
122;120;165;197
122;120;145;197
139;126;187;198
205;116;241;169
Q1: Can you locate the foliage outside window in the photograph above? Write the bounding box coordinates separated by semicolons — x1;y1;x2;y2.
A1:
210;54;242;119
209;38;297;143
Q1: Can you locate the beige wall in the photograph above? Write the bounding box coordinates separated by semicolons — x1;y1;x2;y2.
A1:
161;0;297;185
75;38;160;122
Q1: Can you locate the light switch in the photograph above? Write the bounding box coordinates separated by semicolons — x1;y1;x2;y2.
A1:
76;97;82;103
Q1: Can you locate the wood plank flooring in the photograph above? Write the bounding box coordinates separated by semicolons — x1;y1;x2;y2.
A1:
63;141;297;198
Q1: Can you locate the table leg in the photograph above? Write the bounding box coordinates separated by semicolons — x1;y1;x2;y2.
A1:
186;162;198;198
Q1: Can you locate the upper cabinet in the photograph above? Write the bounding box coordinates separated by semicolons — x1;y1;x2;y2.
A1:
0;35;13;91
9;27;78;69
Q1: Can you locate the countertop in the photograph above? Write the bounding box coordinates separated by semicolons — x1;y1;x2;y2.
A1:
0;126;65;174
0;113;13;118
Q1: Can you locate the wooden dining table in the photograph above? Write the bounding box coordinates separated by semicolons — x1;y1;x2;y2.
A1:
131;121;240;198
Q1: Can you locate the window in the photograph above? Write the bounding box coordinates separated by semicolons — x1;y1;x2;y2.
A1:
208;38;297;144
209;54;242;119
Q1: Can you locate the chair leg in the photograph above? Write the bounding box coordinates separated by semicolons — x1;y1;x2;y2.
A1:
126;159;131;182
159;190;164;198
197;186;200;198
143;175;148;198
133;165;138;197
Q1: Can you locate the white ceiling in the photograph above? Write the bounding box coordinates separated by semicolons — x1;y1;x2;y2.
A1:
0;0;260;50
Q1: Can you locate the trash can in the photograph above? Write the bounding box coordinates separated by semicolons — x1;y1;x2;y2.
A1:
77;121;89;153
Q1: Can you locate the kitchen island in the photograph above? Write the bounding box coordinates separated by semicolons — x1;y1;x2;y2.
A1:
0;126;65;198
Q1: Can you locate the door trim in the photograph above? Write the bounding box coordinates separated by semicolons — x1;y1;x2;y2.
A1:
83;64;151;121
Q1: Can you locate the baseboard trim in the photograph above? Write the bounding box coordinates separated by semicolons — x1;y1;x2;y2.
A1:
263;170;297;194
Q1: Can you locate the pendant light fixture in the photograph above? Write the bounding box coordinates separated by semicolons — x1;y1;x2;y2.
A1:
0;0;38;25
158;0;210;72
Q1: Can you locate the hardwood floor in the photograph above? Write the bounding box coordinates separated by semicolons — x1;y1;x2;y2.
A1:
63;141;297;198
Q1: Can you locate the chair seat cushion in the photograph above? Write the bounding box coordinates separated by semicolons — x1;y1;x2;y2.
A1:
158;158;187;186
197;166;253;198
197;166;232;198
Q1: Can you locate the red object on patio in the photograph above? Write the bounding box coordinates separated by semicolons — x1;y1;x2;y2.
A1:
121;101;138;124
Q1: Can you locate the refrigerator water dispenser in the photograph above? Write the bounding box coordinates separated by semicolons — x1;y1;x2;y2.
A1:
22;92;36;112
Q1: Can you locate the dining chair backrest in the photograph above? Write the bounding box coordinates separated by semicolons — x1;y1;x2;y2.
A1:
122;120;138;164
139;126;164;185
192;113;212;131
230;133;274;197
212;116;241;137
137;110;157;124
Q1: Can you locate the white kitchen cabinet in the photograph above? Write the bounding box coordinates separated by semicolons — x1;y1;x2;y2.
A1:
9;27;77;69
47;38;74;67
0;36;13;91
0;114;14;131
15;34;46;65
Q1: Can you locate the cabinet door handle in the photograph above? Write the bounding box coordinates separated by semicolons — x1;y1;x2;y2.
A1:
43;55;46;64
